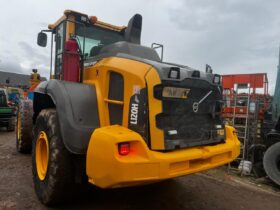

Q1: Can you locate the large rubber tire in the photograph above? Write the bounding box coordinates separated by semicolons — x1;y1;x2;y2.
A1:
263;142;280;186
248;144;266;178
7;117;16;131
16;100;33;153
32;109;75;206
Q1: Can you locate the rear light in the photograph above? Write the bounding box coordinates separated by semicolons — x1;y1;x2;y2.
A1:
168;67;180;79
90;16;98;23
213;74;221;84
118;142;130;156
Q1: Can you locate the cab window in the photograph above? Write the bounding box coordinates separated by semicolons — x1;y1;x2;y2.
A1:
54;22;66;79
75;24;124;59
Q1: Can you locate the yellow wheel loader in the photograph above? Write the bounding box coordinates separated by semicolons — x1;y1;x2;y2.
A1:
29;10;240;205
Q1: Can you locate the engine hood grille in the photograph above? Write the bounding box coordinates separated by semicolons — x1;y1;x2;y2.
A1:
154;78;225;150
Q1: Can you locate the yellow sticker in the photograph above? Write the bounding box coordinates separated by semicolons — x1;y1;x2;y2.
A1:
162;87;190;99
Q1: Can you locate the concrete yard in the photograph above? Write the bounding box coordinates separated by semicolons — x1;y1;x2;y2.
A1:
0;129;279;210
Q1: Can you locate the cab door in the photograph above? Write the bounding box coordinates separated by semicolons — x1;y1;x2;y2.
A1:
54;22;66;79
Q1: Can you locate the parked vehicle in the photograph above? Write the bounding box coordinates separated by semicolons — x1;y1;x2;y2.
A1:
0;88;16;131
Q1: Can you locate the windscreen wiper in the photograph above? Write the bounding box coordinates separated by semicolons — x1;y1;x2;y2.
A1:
193;90;213;113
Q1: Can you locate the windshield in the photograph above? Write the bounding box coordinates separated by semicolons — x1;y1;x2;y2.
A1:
75;24;125;59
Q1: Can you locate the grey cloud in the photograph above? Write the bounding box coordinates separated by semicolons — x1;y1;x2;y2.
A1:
37;22;49;27
0;0;279;94
17;41;50;77
18;41;49;62
167;0;279;93
0;60;24;74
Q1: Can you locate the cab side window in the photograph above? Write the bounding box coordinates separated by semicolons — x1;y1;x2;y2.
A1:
55;22;65;79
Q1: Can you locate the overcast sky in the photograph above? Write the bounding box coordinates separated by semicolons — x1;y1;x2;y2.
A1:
0;0;279;93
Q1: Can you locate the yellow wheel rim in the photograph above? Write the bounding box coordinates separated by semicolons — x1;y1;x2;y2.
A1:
17;112;21;139
36;131;49;181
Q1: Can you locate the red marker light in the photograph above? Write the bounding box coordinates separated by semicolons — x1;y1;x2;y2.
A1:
118;143;130;156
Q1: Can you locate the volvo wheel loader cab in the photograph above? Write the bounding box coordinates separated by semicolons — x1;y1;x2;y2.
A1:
31;10;240;205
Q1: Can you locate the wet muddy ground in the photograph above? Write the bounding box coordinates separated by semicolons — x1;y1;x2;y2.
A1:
0;130;279;210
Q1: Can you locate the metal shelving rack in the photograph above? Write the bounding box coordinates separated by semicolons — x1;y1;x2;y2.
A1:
222;73;270;175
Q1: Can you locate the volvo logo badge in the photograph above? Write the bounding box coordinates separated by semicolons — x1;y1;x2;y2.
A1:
193;102;199;113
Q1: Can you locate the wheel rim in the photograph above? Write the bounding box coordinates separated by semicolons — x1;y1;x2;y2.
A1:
17;112;21;139
36;131;49;181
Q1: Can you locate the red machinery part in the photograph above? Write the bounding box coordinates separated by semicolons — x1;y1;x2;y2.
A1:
222;73;268;95
63;39;80;82
222;73;269;119
118;142;130;156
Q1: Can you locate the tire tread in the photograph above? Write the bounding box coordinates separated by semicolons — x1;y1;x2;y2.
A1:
263;142;280;186
32;108;74;206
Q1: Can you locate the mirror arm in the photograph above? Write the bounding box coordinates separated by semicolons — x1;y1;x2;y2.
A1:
50;33;54;80
152;43;164;62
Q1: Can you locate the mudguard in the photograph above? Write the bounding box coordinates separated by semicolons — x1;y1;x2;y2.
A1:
34;80;99;154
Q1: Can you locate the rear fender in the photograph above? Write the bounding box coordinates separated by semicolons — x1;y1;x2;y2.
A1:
34;80;100;154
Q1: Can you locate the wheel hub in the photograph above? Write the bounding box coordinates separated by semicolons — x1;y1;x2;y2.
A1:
36;131;49;181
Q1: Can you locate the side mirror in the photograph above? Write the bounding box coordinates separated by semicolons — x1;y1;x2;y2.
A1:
37;32;47;47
